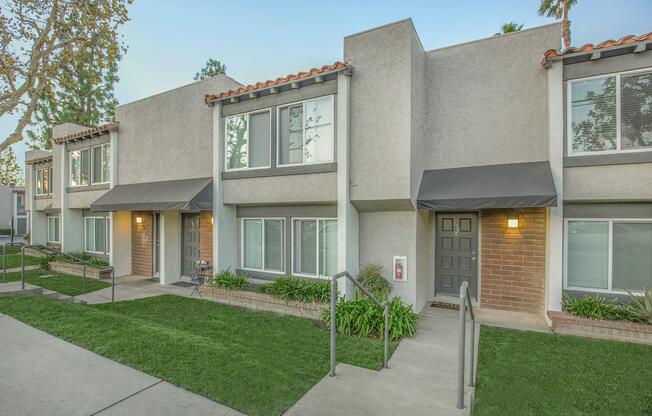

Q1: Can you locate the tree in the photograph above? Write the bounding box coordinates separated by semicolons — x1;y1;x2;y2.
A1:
0;146;22;185
495;22;524;36
0;0;131;153
194;59;226;81
538;0;577;50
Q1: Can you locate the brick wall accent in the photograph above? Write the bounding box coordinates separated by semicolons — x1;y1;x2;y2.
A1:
480;208;546;313
200;210;213;264
131;211;153;276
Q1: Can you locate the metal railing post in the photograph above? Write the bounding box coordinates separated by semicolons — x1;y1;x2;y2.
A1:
20;246;26;290
457;283;467;410
82;264;87;293
469;320;475;387
383;302;389;369
3;243;7;283
330;274;337;377
111;267;115;303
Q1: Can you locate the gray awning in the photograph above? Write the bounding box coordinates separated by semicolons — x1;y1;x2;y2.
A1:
90;177;212;212
417;161;557;210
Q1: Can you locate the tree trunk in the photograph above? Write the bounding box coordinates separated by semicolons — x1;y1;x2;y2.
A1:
562;3;571;50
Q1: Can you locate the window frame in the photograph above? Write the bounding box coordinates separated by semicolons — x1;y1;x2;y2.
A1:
567;67;652;157
563;218;652;295
224;108;272;172
290;217;338;279
47;216;60;244
91;143;111;185
239;217;285;274
276;95;335;167
35;168;47;195
69;148;90;187
84;216;110;255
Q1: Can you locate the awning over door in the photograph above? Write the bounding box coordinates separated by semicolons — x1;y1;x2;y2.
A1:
417;161;557;210
90;177;212;212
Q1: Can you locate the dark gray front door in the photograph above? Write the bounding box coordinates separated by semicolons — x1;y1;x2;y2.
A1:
182;213;200;276
435;213;478;298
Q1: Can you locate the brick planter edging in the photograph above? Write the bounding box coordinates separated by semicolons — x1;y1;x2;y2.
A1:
49;262;112;280
198;286;327;320
548;311;652;345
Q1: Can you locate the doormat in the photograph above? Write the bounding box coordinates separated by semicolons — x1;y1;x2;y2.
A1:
172;281;194;288
431;300;460;310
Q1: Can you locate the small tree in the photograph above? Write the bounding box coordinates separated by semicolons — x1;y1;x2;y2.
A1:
495;22;524;36
0;147;22;186
194;59;227;81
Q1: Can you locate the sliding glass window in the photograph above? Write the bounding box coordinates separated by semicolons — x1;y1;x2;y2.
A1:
241;218;284;273
225;110;271;170
292;218;337;278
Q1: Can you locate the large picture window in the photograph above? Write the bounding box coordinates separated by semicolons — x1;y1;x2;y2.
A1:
568;69;652;155
85;217;110;254
292;218;337;278
565;219;652;293
48;216;60;243
70;149;90;186
225;110;271;170
278;96;334;166
35;167;50;195
92;143;111;184
241;218;284;273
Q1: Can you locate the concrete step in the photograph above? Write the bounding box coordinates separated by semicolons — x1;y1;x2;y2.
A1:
41;290;61;299
0;287;43;297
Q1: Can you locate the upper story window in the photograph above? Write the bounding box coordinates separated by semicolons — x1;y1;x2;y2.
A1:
278;95;334;166
92;143;111;184
16;193;25;211
35;167;51;195
225;110;271;170
70;148;90;186
568;69;652;155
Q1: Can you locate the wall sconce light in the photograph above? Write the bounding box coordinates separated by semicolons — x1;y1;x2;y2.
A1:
136;216;143;224
507;218;519;229
211;217;214;225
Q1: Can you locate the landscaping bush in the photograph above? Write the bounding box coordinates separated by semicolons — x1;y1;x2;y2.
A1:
256;276;330;303
357;263;391;299
564;294;635;322
0;228;11;236
211;268;248;291
38;256;50;270
322;295;417;340
46;251;110;268
628;288;652;324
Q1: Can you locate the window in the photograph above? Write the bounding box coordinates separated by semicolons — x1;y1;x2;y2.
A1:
241;218;284;273
16;194;24;211
35;167;50;195
292;218;337;278
225;110;271;170
70;149;90;186
565;219;652;293
85;217;110;254
92;143;111;184
278;96;334;166
568;69;652;155
48;216;60;243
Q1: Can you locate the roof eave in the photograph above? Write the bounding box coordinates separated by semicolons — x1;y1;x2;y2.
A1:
543;40;652;67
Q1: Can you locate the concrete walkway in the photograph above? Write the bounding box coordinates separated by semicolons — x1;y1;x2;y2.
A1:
0;313;243;416
76;276;201;304
285;307;476;416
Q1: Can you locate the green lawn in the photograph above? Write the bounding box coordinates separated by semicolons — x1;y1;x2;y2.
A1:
474;325;652;416
0;294;397;415
0;245;40;269
2;269;110;296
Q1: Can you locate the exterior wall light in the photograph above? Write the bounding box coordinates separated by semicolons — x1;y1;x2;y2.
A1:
136;216;143;224
211;217;214;225
507;218;519;229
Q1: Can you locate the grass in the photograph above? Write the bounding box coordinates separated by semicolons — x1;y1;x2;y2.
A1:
0;294;398;415
0;245;40;269
474;325;652;416
2;269;110;296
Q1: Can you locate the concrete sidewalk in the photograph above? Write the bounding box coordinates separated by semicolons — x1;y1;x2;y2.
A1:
0;313;243;416
76;276;200;304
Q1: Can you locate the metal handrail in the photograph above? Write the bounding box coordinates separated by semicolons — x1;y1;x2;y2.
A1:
457;280;476;410
3;241;26;283
330;271;389;377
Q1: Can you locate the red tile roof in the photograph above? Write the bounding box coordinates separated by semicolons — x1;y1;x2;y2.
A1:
25;154;53;165
542;32;652;65
204;61;351;104
52;123;118;144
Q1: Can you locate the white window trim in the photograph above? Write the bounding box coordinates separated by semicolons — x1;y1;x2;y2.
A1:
224;108;272;171
290;217;337;279
47;216;60;244
239;217;285;274
567;66;652;157
91;143;111;185
69;148;90;187
563;218;652;295
276;95;335;167
84;216;109;255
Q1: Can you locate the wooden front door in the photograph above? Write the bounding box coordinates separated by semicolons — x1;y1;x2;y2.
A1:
435;213;478;297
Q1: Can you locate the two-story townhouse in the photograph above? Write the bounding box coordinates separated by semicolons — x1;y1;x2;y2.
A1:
0;184;26;235
25;149;55;244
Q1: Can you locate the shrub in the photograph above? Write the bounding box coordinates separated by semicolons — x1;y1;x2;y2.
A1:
627;288;652;324
357;263;391;299
564;294;635;322
211;268;248;291
322;295;417;340
38;256;50;271
0;228;11;236
46;251;110;268
256;276;330;304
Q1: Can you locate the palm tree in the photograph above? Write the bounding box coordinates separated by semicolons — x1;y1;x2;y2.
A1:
538;0;577;50
495;22;524;36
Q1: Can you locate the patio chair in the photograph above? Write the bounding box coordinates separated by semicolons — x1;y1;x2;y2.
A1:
189;260;212;297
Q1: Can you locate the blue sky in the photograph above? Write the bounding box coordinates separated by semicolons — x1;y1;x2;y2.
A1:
4;0;651;172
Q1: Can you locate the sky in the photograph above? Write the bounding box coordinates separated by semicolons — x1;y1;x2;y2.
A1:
4;0;652;173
